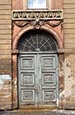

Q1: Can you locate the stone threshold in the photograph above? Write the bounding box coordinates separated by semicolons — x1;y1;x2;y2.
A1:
0;109;75;115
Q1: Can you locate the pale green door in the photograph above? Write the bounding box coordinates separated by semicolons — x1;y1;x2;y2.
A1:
18;53;58;108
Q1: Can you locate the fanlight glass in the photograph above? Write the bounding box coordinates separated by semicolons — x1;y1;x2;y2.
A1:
17;30;58;52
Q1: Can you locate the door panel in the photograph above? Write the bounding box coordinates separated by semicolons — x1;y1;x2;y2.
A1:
18;53;58;108
42;72;56;86
41;55;56;70
20;72;35;86
21;89;35;104
40;54;58;105
18;55;37;107
20;56;35;70
42;88;56;102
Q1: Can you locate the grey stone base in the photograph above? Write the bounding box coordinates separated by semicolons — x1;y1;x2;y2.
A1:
0;110;75;115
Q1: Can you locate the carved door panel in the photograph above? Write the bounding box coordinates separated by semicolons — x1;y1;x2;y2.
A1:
18;55;37;108
40;54;58;105
18;53;58;108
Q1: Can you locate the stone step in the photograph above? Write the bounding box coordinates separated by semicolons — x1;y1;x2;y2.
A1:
0;110;75;115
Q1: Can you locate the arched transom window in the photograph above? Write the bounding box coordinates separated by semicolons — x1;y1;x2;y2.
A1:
17;30;58;52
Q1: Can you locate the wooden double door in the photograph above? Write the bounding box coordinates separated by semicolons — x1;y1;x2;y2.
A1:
18;53;58;108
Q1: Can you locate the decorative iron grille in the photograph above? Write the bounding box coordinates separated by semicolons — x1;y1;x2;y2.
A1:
17;30;58;52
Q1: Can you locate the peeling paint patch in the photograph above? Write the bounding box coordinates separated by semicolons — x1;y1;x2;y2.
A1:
0;75;12;110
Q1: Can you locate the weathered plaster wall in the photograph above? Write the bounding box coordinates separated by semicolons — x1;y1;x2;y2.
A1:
58;0;75;109
59;54;75;109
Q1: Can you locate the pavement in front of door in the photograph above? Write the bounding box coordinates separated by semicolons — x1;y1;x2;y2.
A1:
0;110;75;115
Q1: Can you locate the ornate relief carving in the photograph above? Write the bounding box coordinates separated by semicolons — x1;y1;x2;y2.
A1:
14;21;29;27
13;20;44;29
12;10;63;20
12;10;63;29
31;19;44;29
46;20;63;28
13;19;63;29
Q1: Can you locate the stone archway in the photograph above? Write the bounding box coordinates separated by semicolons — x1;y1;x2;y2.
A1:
12;24;64;109
17;29;59;108
13;26;63;50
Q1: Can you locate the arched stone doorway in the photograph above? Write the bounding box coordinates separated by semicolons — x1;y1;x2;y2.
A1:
17;30;58;108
